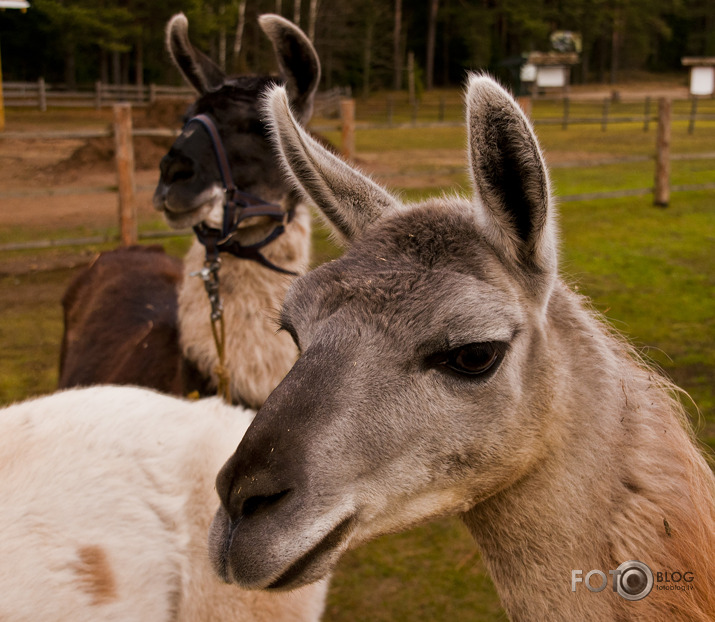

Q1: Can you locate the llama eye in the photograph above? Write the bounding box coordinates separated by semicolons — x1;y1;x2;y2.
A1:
437;342;503;377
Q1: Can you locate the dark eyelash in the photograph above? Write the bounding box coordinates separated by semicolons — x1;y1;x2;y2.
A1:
278;318;301;351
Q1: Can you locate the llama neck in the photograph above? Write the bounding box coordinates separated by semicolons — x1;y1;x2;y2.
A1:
462;285;715;622
178;202;312;409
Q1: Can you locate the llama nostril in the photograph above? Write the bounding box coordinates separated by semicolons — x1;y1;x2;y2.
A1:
167;162;194;185
238;489;292;520
160;153;195;185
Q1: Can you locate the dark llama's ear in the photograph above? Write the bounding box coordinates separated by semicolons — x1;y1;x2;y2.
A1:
258;14;321;124
166;13;226;94
466;74;557;280
264;85;399;242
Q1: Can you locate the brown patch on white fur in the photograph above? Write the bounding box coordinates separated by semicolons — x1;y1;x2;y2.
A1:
73;545;118;605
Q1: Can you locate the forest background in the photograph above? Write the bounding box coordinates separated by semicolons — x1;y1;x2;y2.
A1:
1;0;714;96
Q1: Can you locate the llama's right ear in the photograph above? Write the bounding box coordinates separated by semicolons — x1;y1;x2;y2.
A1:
259;14;320;125
166;13;226;94
265;86;399;242
466;75;557;279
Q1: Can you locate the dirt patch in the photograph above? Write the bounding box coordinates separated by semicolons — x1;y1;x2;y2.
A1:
49;136;173;179
46;99;191;180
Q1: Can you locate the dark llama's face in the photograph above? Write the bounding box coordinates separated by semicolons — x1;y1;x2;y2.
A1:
151;12;320;231
153;78;288;230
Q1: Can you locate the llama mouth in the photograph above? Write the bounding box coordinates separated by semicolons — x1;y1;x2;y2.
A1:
265;515;355;590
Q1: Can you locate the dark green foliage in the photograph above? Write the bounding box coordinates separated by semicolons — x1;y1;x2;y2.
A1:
0;0;712;91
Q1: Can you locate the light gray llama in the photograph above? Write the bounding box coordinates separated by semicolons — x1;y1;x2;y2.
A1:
208;76;715;621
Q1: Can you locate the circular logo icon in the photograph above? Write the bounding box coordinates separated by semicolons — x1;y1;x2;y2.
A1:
615;560;654;601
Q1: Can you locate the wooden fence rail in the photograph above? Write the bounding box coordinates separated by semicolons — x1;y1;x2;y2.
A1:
3;80;196;110
3;80;352;115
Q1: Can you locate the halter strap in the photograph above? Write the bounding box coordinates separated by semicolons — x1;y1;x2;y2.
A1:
184;113;297;276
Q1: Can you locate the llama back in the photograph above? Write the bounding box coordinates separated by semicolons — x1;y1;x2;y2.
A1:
0;387;248;620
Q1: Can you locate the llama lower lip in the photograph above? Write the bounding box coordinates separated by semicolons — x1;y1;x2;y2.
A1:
208;508;234;584
265;515;355;590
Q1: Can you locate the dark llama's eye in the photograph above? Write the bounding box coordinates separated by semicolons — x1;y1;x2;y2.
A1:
440;342;503;377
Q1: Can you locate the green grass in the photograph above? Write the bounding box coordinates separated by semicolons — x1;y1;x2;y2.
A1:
0;269;70;405
558;192;715;443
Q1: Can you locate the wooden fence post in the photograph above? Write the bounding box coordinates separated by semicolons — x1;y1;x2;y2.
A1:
654;98;671;208
95;81;102;110
149;83;157;104
340;98;355;160
517;96;532;119
643;96;651;132
601;97;610;132
562;96;569;130
688;96;698;135
38;77;47;112
113;103;138;244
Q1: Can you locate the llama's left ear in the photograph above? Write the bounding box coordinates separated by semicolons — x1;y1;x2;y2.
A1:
466;75;557;281
264;85;399;242
166;13;226;94
259;14;321;125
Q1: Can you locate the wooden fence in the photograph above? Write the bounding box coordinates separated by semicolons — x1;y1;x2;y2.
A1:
3;79;352;115
0;98;713;254
3;80;196;110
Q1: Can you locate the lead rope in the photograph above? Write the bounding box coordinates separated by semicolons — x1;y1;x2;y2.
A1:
191;258;232;404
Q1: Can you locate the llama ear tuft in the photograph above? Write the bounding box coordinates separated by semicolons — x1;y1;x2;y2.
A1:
466;74;557;278
166;13;225;94
259;14;320;125
264;86;399;242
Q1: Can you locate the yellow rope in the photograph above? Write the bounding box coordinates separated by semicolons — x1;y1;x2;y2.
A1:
210;313;232;404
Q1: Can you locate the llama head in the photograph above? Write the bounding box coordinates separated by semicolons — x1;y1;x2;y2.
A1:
152;13;320;231
208;75;560;591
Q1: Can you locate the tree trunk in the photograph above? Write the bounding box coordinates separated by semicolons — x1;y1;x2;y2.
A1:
393;0;402;90
610;8;622;85
100;48;109;85
293;0;301;26
233;0;247;64
308;0;318;41
407;50;415;105
64;43;76;88
362;19;374;97
135;33;144;88
112;50;121;86
219;4;226;71
275;0;282;13
426;0;439;91
121;52;130;88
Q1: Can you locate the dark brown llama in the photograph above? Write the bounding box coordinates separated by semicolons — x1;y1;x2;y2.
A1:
58;13;321;409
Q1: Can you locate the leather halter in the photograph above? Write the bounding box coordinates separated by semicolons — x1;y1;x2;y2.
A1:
184;113;297;276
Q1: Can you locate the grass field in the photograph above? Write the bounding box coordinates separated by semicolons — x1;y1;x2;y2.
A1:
0;96;713;620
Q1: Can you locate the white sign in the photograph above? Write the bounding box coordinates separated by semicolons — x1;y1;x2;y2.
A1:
0;1;30;8
536;66;567;88
690;66;714;96
520;63;537;82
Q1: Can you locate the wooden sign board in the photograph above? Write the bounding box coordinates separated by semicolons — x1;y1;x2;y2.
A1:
690;66;714;96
